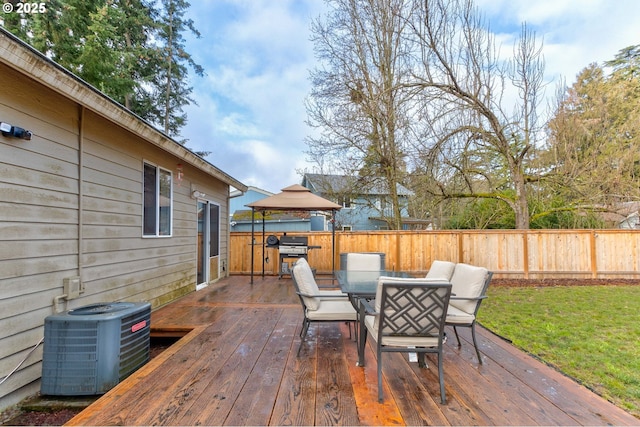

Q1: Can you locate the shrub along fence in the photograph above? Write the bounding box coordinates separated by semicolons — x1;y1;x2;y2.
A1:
229;229;640;279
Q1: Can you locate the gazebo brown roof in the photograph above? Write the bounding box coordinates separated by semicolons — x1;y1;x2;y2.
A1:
246;184;342;283
246;184;342;211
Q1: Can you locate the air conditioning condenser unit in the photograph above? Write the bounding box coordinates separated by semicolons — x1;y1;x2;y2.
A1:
41;301;151;396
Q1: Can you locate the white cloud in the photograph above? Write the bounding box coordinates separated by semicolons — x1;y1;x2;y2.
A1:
179;0;324;192
477;0;640;81
181;0;639;193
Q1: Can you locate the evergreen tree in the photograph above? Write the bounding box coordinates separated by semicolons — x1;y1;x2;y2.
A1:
78;0;157;111
32;0;103;73
152;0;203;138
546;46;640;209
1;0;203;140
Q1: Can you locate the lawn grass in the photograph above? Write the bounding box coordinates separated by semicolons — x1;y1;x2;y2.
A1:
478;285;640;418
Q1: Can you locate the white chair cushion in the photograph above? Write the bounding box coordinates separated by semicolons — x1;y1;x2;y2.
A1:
346;253;383;271
426;260;456;280
445;304;475;324
292;258;321;310
364;315;439;347
318;289;348;299
307;299;357;321
449;263;488;314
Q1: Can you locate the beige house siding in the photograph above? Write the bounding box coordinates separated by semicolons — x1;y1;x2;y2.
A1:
0;30;246;410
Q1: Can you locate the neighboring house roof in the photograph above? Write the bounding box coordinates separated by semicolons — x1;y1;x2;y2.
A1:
620;211;640;229
0;28;247;193
230;186;273;199
302;173;413;196
586;201;640;227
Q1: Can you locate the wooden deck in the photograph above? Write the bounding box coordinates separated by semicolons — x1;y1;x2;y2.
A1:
66;275;638;426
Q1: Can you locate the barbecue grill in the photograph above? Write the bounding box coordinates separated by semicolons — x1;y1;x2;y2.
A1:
278;235;308;255
267;235;318;277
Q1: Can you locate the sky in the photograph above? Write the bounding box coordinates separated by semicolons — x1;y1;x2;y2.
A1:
180;0;640;194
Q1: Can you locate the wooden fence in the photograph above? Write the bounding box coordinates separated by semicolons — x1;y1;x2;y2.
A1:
229;229;640;279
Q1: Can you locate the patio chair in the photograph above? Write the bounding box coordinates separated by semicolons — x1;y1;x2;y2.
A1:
362;277;452;403
341;252;386;287
341;252;386;271
293;258;346;298
445;263;493;364
291;258;357;356
425;260;456;280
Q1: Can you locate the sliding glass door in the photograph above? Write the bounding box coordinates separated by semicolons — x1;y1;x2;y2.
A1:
196;200;220;289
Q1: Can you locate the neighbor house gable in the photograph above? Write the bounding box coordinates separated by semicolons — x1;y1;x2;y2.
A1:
301;173;414;230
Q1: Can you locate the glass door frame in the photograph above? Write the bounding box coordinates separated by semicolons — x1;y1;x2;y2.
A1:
196;199;221;290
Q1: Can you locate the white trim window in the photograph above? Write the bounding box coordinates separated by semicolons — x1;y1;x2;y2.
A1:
338;195;352;209
143;161;173;237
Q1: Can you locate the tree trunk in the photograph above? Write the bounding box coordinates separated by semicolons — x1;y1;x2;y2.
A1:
512;170;530;229
163;7;174;135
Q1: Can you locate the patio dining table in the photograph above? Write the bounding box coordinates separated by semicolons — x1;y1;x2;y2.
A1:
335;270;410;366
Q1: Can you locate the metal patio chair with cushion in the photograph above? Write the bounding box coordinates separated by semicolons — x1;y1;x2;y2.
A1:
425;260;456;280
362;277;452;403
445;263;493;364
291;258;357;355
341;252;386;271
341;252;386;289
293;258;346;298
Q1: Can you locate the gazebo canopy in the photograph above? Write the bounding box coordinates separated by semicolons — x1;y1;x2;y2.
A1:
246;184;341;283
246;184;342;211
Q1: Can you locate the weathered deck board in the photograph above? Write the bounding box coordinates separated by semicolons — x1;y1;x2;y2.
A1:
270;326;317;426
314;326;360;425
224;308;299;426
65;275;639;426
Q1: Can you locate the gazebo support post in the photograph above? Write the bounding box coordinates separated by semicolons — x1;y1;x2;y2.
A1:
332;209;336;275
250;208;255;284
261;214;266;278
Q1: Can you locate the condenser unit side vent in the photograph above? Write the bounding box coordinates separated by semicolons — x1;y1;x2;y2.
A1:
118;308;151;379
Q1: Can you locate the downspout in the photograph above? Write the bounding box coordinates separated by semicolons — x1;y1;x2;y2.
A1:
78;106;85;283
53;106;85;312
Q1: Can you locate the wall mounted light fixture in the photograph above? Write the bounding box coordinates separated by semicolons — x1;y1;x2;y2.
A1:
191;190;206;199
1;121;32;140
176;164;184;187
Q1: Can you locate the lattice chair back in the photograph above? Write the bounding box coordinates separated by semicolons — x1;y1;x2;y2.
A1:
364;278;452;403
377;282;451;348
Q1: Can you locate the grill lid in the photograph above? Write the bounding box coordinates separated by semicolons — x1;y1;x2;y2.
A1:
279;235;308;246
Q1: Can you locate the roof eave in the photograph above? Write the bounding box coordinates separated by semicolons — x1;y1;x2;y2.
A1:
0;29;248;193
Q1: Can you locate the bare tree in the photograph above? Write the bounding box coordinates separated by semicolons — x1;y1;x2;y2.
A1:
408;0;546;229
307;0;546;229
305;0;418;229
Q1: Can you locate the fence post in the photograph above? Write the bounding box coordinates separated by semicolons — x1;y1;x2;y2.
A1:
523;230;529;279
590;230;597;279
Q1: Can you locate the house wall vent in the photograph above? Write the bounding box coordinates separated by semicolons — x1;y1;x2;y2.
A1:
41;302;151;396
